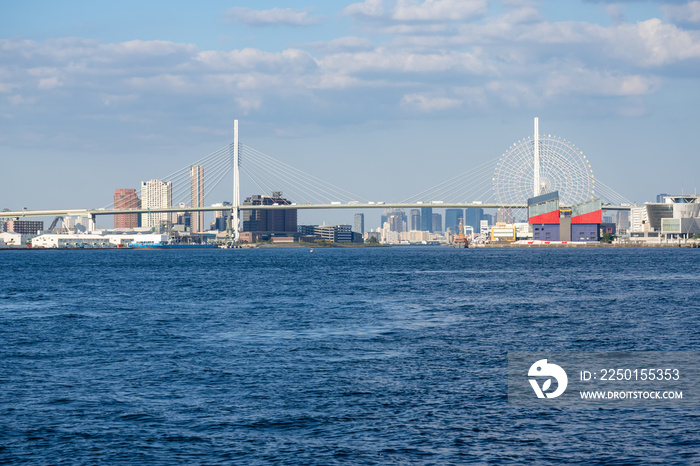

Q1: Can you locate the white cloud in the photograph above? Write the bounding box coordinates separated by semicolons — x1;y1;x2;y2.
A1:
305;36;376;53
345;0;487;22
38;76;62;90
401;93;461;111
378;23;451;35
196;48;318;74
8;95;36;105
225;7;321;26
235;97;262;114
544;67;659;97
344;0;385;18
392;0;488;21
101;94;138;106
663;1;700;24
603;19;700;67
320;49;489;75
605;4;626;25
0;82;18;93
2;3;700;150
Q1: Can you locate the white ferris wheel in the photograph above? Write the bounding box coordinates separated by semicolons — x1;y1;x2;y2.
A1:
492;118;595;206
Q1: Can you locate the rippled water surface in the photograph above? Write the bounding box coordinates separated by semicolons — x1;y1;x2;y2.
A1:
1;247;699;464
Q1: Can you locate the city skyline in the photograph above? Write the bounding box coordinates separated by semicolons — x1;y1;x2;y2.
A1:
2;1;700;229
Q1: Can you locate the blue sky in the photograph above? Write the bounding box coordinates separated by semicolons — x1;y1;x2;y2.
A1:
2;0;700;227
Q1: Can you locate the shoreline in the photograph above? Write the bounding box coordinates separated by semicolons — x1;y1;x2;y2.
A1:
2;242;698;250
475;242;698;248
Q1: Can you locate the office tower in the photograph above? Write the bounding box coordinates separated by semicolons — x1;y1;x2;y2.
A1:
432;213;442;232
141;179;172;231
114;188;140;229
465;208;483;233
242;192;297;234
175;202;191;228
656;193;669;203
381;209;407;232
445;209;464;234
496;207;514;224
420;207;433;232
353;213;364;235
190;165;204;233
213;202;232;231
410;209;421;231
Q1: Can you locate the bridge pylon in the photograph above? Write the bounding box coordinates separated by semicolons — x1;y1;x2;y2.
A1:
232;119;240;243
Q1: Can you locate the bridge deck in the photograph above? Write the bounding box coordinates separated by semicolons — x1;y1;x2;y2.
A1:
1;203;631;219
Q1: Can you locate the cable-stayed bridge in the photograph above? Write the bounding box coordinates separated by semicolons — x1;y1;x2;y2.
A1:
2;119;633;240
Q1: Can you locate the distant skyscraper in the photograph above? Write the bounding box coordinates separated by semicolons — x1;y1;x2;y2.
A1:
382;209;407;232
496;207;514;224
410;209;421;231
113;188;140;229
190;165;204;233
465;208;483;233
353;213;364;234
656;193;669;203
175;202;191;228
141;179;172;230
432;213;442;232
445;209;464;234
420;207;433;231
213;202;232;231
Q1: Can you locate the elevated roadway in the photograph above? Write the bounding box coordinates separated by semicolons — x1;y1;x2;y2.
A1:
1;202;631;219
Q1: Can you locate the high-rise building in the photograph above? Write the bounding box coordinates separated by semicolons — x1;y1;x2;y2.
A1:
353;213;364;235
409;209;421;231
381;209;407;232
175;202;191;228
141;179;172;231
465;208;483;233
432;213;442;232
445;209;464;234
617;210;630;234
420;207;433;231
242;192;297;234
190;165;204;233
656;193;669;203
390;209;407;232
114;188;140;229
213;202;232;231
496;207;514;224
4;220;43;235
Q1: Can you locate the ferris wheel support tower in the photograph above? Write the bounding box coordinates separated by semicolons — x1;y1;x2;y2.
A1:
534;117;540;197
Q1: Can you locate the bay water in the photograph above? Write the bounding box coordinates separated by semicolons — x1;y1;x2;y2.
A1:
1;247;698;464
